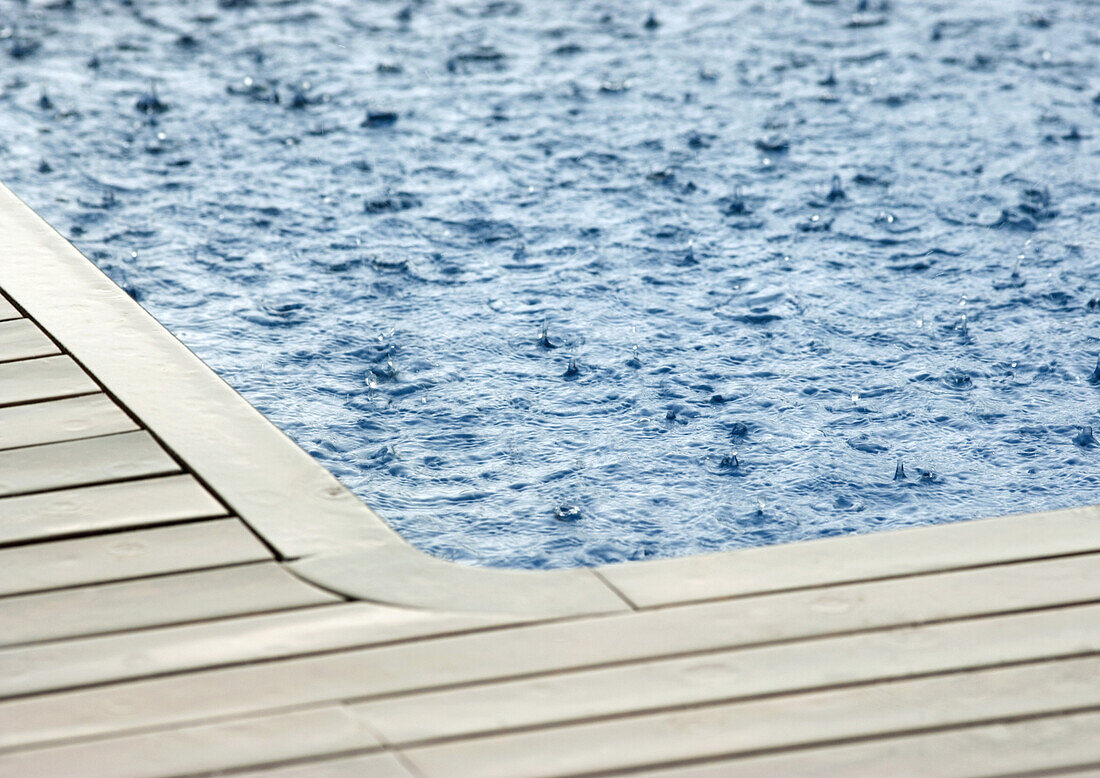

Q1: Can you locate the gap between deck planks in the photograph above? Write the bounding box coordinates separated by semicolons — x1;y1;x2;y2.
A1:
395;656;1100;778
0;430;180;499
0;393;138;451
0;519;271;597
0;549;1095;700
0;562;338;648
2;590;1099;752
623;709;1100;778
3;617;1099;777
0;475;228;547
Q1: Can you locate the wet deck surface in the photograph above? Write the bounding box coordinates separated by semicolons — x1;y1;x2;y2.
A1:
1;190;1100;775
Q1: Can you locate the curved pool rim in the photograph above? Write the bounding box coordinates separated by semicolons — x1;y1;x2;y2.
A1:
3;179;1098;617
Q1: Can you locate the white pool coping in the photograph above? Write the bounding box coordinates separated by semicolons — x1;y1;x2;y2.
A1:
2;180;1098;619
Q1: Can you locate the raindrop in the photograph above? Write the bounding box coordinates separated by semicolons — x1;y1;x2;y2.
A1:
553;505;582;522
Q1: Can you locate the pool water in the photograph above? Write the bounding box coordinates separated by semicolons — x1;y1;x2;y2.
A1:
2;0;1099;568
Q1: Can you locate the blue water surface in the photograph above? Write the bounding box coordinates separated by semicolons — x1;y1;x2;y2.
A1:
1;0;1099;567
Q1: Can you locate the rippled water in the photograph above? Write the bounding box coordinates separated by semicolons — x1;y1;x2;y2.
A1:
2;0;1099;567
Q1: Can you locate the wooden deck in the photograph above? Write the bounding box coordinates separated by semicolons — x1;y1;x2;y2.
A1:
0;181;1098;777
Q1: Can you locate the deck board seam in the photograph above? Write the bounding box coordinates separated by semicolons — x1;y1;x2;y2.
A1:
372;651;1100;751
0;510;234;551
169;745;408;778
0;388;101;411
0;353;63;368
170;594;1100;700
0;555;280;604
591;570;639;610
0;426;147;455
992;766;1100;778
3;600;1097;731
532;704;1100;778
0;301;266;559
3;582;1097;707
0;699;391;757
0;470;183;502
0;598;340;655
278;562;357;603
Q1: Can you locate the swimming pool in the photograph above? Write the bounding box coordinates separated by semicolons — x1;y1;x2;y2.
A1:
2;0;1098;568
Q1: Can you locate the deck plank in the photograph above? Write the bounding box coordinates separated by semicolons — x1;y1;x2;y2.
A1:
1;601;1098;753
350;561;1100;744
0;707;381;778
0;430;179;498
0;475;227;547
625;709;1100;778
0;561;339;648
0;355;97;408
0;601;520;698
0;519;271;598
294;548;1100;703
399;656;1100;777
0;295;18;322
0;394;137;451
233;753;415;778
0;319;59;364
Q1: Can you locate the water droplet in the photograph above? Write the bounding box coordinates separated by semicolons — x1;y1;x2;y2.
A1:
362;110;398;128
1074;426;1097;448
538;321;559;349
725;186;749;215
1088;356;1100;385
553;505;582;522
826;175;846;201
135;80;169;115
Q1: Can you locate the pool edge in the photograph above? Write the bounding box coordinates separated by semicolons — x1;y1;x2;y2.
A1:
3;179;1098;617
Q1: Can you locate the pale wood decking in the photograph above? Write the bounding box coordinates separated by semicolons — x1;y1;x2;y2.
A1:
0;182;1098;777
